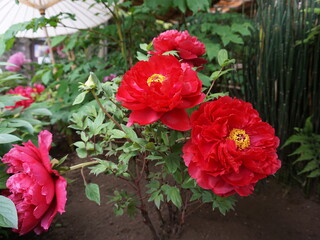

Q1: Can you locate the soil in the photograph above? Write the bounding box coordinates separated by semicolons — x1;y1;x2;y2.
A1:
12;151;320;240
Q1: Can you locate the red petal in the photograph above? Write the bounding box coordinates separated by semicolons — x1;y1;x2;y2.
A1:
177;93;205;109
127;108;163;126
38;130;52;173
160;108;191;131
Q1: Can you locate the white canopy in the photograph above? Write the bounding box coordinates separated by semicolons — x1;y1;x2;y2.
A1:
0;0;112;38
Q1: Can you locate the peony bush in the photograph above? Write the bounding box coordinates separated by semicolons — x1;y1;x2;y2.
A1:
0;30;281;239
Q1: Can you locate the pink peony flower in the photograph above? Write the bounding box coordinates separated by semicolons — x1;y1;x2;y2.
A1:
1;130;67;235
5;52;31;72
150;30;207;69
6;84;45;109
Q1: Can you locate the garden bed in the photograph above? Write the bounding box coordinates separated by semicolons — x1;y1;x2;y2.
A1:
15;153;320;240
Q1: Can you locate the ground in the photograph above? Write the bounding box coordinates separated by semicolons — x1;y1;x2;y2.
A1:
12;150;320;240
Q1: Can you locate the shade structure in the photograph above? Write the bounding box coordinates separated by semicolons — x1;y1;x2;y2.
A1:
0;0;112;38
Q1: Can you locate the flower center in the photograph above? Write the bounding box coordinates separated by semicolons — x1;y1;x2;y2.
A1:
147;74;166;86
227;128;250;150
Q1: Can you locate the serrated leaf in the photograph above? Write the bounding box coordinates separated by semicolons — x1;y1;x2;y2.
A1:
85;183;100;205
0;196;18;229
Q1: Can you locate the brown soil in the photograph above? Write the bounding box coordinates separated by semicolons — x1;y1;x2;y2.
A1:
13;153;320;240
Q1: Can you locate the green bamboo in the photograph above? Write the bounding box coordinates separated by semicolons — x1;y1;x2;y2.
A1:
243;0;320;167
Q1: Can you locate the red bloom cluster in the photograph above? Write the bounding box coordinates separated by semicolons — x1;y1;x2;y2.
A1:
150;30;207;68
182;96;281;197
116;54;205;131
6;84;45;109
1;131;67;235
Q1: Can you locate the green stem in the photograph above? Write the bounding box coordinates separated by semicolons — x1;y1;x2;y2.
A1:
206;66;224;96
102;1;127;69
91;90;124;131
69;160;99;171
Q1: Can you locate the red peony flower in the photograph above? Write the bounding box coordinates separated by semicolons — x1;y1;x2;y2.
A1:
1;130;67;235
150;30;207;69
116;54;205;131
5;52;31;72
182;96;281;197
6;84;45;109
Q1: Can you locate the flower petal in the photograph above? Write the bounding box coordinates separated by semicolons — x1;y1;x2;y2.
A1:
160;108;191;131
127;108;163;126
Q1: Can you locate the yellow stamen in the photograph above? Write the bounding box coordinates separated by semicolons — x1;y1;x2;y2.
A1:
227;128;250;150
147;74;166;86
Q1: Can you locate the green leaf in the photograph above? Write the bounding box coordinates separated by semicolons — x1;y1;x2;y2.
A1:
164;153;180;174
161;185;182;208
0;196;18;229
7;119;34;134
186;0;209;13
0;166;9;189
181;177;196;189
282;135;310;148
85;183;100;205
205;43;220;61
292;153;315;164
136;51;149;61
73;91;87;105
42;70;52;85
212;195;236;215
0;134;21;144
217;49;228;66
76;147;87;158
51;35;67;47
202;190;214;203
298;160;319;175
307;169;320;178
173;0;187;13
189;189;202;201
109;129;126;139
231;23;251;36
139;43;149;51
121;124;138;142
197;72;211;87
28;108;52;116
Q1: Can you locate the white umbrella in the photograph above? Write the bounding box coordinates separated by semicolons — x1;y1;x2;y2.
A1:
0;0;112;39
